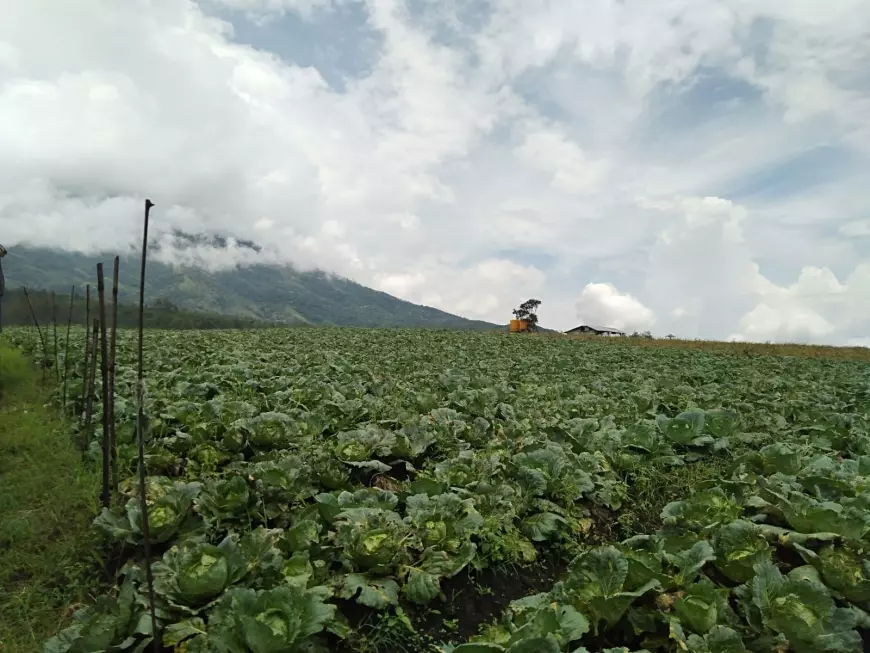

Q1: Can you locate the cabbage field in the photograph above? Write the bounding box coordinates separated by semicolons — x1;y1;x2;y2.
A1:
8;327;870;653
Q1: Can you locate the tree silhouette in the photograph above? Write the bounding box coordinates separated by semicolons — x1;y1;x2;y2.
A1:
512;299;542;331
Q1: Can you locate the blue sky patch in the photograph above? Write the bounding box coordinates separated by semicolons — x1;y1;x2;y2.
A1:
724;145;861;201
213;3;381;91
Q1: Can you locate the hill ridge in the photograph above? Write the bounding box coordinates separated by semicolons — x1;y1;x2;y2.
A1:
1;245;500;330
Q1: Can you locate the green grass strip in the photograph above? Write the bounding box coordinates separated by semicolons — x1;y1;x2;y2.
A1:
0;340;100;653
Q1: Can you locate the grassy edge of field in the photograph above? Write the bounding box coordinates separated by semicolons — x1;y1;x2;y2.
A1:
0;340;101;653
562;333;870;362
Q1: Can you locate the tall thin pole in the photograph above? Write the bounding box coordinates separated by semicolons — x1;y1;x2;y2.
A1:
20;293;33;349
137;199;158;650
0;252;5;334
62;286;75;410
51;291;59;382
80;285;91;420
109;257;120;496
97;264;111;508
22;287;49;371
83;320;99;451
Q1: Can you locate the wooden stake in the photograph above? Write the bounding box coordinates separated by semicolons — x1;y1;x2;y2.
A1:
137;199;158;650
22;287;49;373
83;319;99;451
109;257;120;495
80;284;91;421
62;286;75;410
0;254;5;334
97;264;111;508
52;291;59;382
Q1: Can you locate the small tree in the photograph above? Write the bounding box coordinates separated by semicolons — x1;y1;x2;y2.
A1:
512;299;542;332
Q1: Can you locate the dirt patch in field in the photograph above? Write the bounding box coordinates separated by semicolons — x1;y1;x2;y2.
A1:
330;551;568;652
418;552;567;640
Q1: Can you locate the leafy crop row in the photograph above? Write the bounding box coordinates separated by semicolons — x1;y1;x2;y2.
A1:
6;327;870;653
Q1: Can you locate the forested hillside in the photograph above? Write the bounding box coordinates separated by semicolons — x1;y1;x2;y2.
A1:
1;245;498;330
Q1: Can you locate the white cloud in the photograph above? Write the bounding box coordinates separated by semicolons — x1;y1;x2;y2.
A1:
374;271;425;297
839;220;870;237
516;121;610;195
153;233;284;271
574;283;656;333
0;0;868;341
730;303;836;343
374;257;547;323
730;263;870;343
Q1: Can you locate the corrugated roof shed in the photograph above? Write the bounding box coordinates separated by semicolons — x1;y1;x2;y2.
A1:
566;325;626;335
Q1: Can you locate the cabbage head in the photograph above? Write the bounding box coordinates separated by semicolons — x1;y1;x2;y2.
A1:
186;585;335;653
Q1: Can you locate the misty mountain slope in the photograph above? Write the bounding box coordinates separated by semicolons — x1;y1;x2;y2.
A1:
2;246;500;330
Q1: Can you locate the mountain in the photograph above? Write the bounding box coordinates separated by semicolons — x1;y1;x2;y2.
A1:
0;287;272;331
0;244;501;330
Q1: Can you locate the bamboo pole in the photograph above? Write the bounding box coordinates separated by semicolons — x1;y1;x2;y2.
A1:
83;319;99;451
137;200;158;651
51;291;59;382
62;286;75;410
0;253;5;334
109;257;120;495
80;285;91;421
22;287;49;378
97;263;111;508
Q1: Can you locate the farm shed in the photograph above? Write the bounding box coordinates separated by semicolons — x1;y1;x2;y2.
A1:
566;325;626;336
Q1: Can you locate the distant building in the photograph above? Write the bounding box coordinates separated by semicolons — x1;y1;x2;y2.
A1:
566;325;626;337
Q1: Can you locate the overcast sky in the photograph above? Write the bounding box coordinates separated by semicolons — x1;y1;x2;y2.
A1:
1;0;869;342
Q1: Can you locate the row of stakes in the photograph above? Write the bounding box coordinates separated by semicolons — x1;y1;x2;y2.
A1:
14;200;159;651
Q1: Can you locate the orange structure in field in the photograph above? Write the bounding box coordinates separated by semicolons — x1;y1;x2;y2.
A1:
509;319;529;333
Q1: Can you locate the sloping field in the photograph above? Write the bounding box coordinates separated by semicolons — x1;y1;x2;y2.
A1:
5;327;870;653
